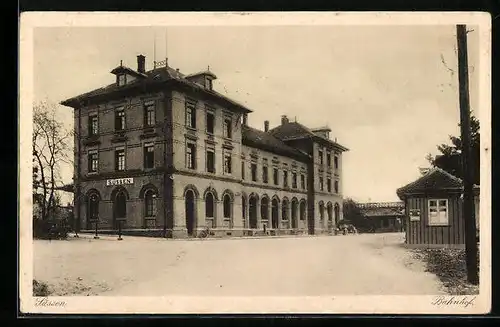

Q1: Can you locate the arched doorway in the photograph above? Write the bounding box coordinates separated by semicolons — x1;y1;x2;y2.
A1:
318;201;325;225
271;198;279;229
260;197;269;225
86;191;100;230
249;195;258;229
185;190;196;236
291;198;298;229
334;203;340;225
113;189;127;230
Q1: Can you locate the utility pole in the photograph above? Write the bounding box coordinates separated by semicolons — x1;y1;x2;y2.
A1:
456;24;479;284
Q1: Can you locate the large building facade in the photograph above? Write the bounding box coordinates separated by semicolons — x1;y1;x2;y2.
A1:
61;55;348;238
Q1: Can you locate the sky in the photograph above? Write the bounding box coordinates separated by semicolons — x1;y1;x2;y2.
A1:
33;25;479;203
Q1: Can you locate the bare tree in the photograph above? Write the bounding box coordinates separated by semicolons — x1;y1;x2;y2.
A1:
32;101;72;220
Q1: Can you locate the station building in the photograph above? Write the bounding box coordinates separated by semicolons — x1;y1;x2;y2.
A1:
61;55;348;238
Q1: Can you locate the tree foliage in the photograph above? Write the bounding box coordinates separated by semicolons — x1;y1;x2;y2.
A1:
32;101;72;220
427;113;480;185
342;198;373;232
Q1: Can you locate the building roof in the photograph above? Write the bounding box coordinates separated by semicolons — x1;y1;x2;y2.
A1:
60;65;252;114
242;125;309;161
269;121;349;152
396;167;479;199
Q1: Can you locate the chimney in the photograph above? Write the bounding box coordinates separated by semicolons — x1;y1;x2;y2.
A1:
242;113;248;126
137;55;145;73
264;120;269;132
281;115;289;125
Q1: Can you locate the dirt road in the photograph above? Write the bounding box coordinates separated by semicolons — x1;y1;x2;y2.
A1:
33;233;446;296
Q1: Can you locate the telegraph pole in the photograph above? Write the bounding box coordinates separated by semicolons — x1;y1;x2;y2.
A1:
456;24;478;284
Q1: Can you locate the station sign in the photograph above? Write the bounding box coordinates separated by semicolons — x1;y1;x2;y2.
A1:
105;177;134;186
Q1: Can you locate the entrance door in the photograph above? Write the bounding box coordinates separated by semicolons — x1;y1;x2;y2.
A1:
249;196;257;229
185;190;195;236
113;190;127;229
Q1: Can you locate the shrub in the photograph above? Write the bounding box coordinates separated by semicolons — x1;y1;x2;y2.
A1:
33;279;51;296
33;217;70;240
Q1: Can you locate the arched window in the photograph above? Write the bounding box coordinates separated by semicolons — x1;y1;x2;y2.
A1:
223;194;232;219
144;189;156;217
299;200;306;220
334;203;340;223
319;202;325;221
282;199;289;221
261;197;269;221
205;192;215;218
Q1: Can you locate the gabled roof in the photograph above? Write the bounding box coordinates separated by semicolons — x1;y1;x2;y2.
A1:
396;167;479;199
270;122;349;152
60;65;252;114
242;125;309;161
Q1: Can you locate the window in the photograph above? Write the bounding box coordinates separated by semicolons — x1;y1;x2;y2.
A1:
319;202;325;221
186;102;196;128
224;152;232;174
262;166;269;184
273;168;279;185
292;172;297;188
118;74;126;86
223;116;232;139
144;102;155;127
115;110;125;131
327;178;332;192
207;149;215;173
301;174;306;189
144;190;156;217
428;199;449;226
283;171;288;187
241;161;245;179
89;115;98;136
206;78;213;91
319;150;323;165
186;143;196;169
327;152;331;167
144;144;155;169
88;151;98;173
261;197;269;221
115;149;125;171
334;156;339;170
206;111;215;134
334;180;339;193
251;163;257;182
223;194;231;219
319;176;324;191
299;201;306;220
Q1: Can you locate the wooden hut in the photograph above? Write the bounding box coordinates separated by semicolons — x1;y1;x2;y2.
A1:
396;168;479;249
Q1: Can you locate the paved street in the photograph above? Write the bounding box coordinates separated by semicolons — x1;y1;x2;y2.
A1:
34;233;446;296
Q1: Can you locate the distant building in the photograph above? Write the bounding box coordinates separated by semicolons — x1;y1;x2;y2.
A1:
397;168;480;249
357;202;405;233
60;55;349;238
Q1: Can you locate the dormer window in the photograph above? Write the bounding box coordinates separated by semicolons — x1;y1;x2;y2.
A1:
206;77;213;90
118;74;126;86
